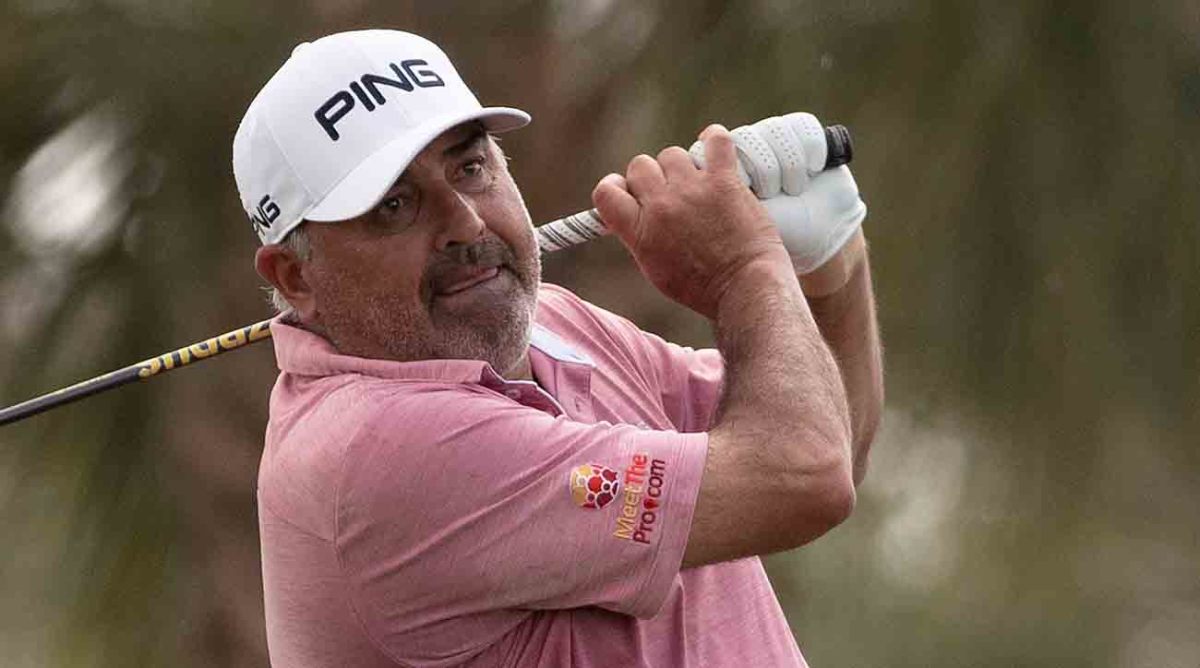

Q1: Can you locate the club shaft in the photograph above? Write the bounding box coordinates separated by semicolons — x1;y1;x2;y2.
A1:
534;208;606;254
1;122;853;426
0;321;273;426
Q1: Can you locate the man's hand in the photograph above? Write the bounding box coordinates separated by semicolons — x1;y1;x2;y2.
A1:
690;112;868;278
591;124;791;319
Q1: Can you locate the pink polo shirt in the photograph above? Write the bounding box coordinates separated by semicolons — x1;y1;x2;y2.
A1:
258;283;807;667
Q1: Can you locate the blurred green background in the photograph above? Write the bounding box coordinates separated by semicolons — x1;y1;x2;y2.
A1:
1;1;1197;666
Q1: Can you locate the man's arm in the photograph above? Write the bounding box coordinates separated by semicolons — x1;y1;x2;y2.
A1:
592;125;855;570
801;229;884;485
684;256;856;567
719;112;882;486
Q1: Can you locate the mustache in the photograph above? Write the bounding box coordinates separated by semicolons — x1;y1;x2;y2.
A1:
426;235;517;274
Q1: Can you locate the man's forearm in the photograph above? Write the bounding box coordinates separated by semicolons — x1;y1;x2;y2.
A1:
801;231;884;485
684;256;854;565
714;257;851;458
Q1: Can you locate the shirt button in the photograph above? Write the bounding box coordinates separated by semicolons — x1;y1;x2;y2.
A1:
574;398;586;411
505;389;521;399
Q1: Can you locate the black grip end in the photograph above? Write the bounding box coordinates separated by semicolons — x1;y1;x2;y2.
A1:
824;124;853;169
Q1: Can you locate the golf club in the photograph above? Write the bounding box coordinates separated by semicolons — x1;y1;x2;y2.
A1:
0;124;853;427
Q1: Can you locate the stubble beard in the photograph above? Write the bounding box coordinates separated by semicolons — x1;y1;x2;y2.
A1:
317;233;541;376
426;243;541;375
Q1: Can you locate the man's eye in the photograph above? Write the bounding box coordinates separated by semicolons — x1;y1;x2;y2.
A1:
370;191;417;233
379;195;407;213
459;158;493;190
463;159;485;177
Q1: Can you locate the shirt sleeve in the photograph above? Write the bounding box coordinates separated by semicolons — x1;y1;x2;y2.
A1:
574;298;725;433
630;328;724;433
334;383;708;663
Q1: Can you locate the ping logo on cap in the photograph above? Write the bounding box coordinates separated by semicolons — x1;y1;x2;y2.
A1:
569;463;621;510
249;194;280;233
314;60;446;141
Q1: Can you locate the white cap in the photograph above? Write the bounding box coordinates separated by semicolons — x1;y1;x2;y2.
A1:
233;30;531;244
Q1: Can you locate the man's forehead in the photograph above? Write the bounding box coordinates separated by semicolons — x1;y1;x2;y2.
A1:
422;122;489;160
382;122;490;190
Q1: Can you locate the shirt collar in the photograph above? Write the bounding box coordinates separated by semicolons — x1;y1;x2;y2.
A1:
529;324;594;366
270;319;591;383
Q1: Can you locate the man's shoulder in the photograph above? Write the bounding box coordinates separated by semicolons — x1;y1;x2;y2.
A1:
259;376;507;529
536;282;640;344
264;375;498;459
536;282;586;311
269;374;498;446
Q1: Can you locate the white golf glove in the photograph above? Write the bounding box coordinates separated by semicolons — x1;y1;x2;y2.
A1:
689;112;867;274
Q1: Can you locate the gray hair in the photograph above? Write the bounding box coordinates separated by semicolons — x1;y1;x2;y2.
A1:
268;224;312;313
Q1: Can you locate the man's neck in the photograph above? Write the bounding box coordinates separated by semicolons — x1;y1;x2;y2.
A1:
504;352;535;382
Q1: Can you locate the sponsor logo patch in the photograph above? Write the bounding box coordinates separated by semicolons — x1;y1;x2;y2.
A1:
569;463;620;509
613;453;669;545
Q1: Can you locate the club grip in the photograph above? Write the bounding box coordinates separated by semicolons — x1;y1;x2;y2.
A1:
536;123;855;255
823;124;853;169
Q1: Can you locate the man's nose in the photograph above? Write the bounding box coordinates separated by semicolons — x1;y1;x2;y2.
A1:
431;188;486;253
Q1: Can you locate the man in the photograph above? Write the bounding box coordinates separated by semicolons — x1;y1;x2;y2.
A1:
235;29;882;667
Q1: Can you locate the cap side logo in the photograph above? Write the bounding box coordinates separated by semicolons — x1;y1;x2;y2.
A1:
314;60;446;142
249;194;280;234
569;463;620;510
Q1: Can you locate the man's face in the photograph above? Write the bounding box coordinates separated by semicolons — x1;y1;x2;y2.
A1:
287;123;541;374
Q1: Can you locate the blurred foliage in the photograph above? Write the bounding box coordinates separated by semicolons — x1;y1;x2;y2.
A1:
0;1;1197;666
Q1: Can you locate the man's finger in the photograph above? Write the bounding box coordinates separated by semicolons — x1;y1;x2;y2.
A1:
731;125;781;198
699;124;739;176
781;112;829;174
591;173;640;241
658;146;696;183
626;154;667;201
754;115;809;196
689;138;751;187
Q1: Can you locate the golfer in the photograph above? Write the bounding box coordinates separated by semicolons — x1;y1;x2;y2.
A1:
236;29;883;667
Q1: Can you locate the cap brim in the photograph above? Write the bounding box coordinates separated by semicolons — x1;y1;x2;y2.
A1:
304;106;530;223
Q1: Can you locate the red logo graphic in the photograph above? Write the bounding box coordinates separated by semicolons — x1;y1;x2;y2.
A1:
569;463;621;509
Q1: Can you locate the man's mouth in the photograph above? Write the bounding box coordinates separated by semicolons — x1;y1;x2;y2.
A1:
435;266;502;296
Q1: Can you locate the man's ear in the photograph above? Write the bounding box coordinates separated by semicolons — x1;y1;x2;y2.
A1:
255;244;316;320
